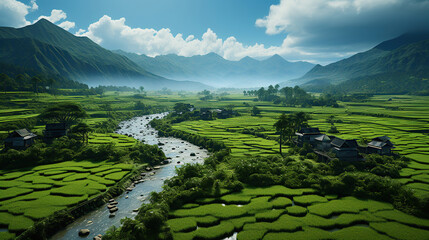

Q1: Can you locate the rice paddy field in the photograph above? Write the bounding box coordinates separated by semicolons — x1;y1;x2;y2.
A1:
0;161;133;239
167;186;429;240
172;94;429;198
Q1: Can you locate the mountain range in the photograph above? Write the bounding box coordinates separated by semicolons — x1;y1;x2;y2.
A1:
287;32;429;94
114;50;315;88
0;19;209;90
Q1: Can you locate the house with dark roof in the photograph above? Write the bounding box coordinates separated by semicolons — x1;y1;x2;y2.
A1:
43;123;68;142
331;137;360;161
295;128;321;146
199;108;213;120
4;129;37;149
367;136;394;155
314;134;332;151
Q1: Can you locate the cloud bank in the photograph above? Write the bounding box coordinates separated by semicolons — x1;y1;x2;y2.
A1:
256;0;429;57
0;0;75;30
76;15;283;61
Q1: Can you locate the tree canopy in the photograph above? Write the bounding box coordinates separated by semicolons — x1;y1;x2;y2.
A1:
39;103;87;127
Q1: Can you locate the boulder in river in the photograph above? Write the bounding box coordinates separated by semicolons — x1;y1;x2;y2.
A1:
190;153;196;156
94;234;102;240
111;201;118;205
109;213;116;218
126;187;134;192
108;199;115;203
107;204;115;209
133;208;139;212
109;207;118;213
79;229;90;237
146;167;152;171
154;166;161;170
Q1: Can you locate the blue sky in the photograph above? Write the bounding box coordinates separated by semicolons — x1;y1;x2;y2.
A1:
25;0;284;46
2;0;429;64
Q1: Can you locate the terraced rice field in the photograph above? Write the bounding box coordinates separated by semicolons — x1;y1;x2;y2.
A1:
172;116;280;158
88;133;137;147
167;186;429;240
173;95;429;197
0;161;133;239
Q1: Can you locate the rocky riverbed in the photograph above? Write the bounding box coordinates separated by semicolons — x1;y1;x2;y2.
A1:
50;113;209;239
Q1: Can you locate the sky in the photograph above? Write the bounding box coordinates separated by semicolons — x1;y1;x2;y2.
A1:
1;0;429;65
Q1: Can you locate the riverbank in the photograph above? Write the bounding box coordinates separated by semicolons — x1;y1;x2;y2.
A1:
16;164;146;240
48;113;209;239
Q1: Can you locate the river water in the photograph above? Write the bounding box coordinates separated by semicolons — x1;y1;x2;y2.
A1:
51;113;209;240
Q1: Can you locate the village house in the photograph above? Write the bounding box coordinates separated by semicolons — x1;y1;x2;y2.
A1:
330;138;361;161
295;127;322;146
4;129;37;149
43;123;68;142
314;134;332;152
367;136;394;155
199;108;213;120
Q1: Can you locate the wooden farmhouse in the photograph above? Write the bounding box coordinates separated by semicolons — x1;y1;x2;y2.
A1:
330;138;360;161
4;129;37;149
367;136;394;155
295;128;322;146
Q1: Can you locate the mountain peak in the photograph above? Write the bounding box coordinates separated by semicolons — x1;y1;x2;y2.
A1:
239;56;258;63
263;54;289;64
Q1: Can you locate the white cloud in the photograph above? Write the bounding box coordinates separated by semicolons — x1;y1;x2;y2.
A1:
256;0;429;57
34;9;67;24
76;15;290;61
58;21;75;31
0;1;76;31
30;0;38;11
0;0;32;27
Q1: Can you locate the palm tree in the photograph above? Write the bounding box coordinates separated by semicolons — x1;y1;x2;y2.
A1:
274;113;292;155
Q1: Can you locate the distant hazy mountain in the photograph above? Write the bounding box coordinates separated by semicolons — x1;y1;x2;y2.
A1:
285;32;429;93
114;50;315;88
0;19;209;90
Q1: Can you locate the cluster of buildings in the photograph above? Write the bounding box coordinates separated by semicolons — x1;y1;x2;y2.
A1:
296;128;394;161
3;123;67;149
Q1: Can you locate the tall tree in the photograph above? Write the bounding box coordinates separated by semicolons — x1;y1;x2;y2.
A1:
0;73;13;94
292;112;310;132
72;123;91;144
39;103;87;128
251;106;261;116
274;113;293;155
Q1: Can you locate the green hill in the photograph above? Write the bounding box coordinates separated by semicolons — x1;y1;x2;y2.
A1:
0;19;209;90
290;32;429;94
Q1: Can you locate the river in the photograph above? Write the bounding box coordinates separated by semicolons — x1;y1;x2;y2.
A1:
50;113;209;239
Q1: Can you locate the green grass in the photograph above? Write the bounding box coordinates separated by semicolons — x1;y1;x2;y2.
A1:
370;222;429;240
270;197;293;208
307;197;393;217
374;209;429;228
168;185;429;240
286;205;307;216
255;209;284;222
167;217;197;232
170;203;247;219
0;160;131;235
7;215;34;233
293;195;328;206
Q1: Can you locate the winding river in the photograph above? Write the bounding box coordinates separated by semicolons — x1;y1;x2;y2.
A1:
50;113;209;239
